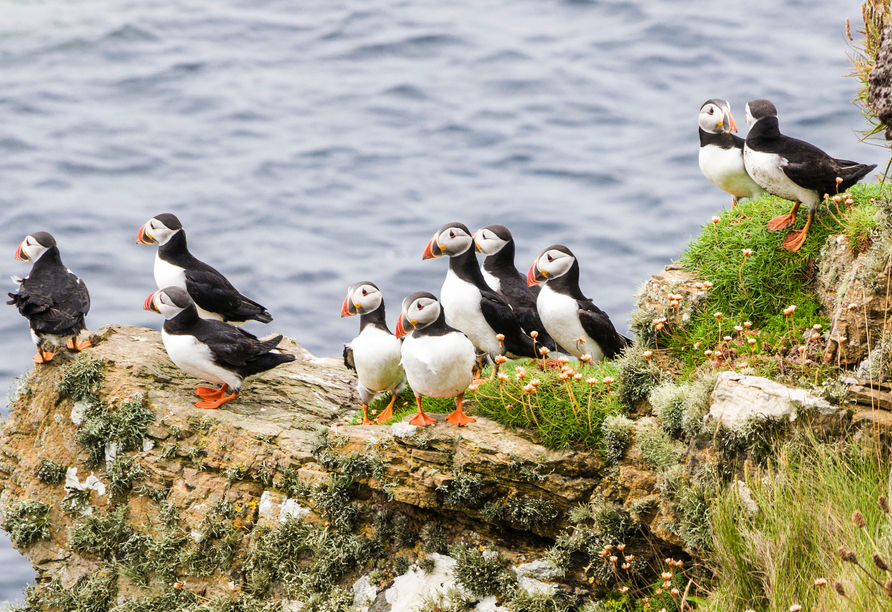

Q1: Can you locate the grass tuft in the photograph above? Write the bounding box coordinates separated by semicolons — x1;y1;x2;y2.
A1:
56;355;107;402
2;499;52;547
36;458;68;485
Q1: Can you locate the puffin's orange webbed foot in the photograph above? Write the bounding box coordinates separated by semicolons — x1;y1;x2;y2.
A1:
375;394;397;424
361;404;373;426
67;339;92;351
194;391;239;409
766;212;796;231
195;385;228;399
782;229;808;252
445;408;475;427
409;411;436;426
33;348;54;363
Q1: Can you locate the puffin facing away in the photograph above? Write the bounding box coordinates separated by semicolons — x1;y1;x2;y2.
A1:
137;213;273;324
698;99;766;207
341;281;406;425
743;99;876;251
145;287;294;409
473;224;556;351
8;232;91;363
528;245;631;361
395;292;477;427
423;222;537;367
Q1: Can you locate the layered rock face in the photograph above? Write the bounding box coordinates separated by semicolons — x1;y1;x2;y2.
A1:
0;324;685;610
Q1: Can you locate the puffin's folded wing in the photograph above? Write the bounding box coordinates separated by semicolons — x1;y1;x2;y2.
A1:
184;269;243;313
479;291;535;358
343;343;356;371
577;300;628;359
204;326;270;367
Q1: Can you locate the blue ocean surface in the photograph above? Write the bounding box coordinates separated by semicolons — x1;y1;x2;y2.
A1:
0;0;880;603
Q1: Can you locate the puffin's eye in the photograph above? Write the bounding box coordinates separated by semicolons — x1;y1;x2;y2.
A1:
547;254;554;262
416;303;422;310
362;289;368;296
708;108;714;115
449;230;455;238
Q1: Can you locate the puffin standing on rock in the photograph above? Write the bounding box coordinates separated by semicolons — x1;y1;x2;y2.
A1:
137;213;273;324
341;281;406;425
145;287;295;409
698;99;766;207
8;232;91;363
395;292;477;427
743;99;876;251
473;224;556;351
423;222;538;374
528;245;630;361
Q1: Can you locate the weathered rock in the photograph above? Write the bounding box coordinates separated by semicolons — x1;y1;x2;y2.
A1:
706;371;847;429
384;554;460;612
868;19;892;139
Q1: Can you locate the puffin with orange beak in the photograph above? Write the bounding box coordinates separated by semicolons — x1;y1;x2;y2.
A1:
528;245;630;361
8;232;91;363
395;292;477;427
137;213;273;325
144;286;294;409
341;281;406;425
698;99;765;208
423;222;537;380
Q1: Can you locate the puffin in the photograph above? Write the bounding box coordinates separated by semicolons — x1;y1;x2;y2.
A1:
698;99;766;207
527;245;631;361
137;213;273;324
8;232;91;363
473;224;556;351
743;99;876;251
341;281;406;425
395;292;477;427
423;222;537;371
144;286;295;409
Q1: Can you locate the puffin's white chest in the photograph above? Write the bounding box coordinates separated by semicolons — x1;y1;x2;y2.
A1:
440;269;500;356
744;147;819;206
401;332;476;399
699;145;765;201
537;285;605;361
154;252;187;291
161;330;242;389
350;326;405;392
481;266;500;292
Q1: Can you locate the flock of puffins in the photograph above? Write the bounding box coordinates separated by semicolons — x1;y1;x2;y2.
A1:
7;98;876;428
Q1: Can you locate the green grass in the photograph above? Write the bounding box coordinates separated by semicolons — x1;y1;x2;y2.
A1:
652;183;889;377
707;432;892;612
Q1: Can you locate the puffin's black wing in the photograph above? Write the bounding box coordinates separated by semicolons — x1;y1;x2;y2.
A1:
772;136;875;193
185;268;273;324
8;273;89;335
577;299;630;359
191;321;272;367
479;292;537;358
343;343;356;371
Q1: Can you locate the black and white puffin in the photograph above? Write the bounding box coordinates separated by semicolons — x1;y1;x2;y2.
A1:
527;245;631;361
8;232;91;363
743;99;876;251
395;292;477;427
144;286;294;409
137;213;273;324
698;99;766;207
473;224;556;351
423;222;537;368
341;281;406;425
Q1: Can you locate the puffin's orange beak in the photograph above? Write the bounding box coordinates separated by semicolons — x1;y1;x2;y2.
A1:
341;295;355;317
144;292;160;314
14;242;28;261
422;235;442;260
136;222;156;245
727;109;738;134
527;262;541;286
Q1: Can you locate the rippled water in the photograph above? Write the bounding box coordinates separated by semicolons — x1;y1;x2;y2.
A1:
0;0;878;603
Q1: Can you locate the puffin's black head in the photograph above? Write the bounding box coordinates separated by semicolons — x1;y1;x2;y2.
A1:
527;244;576;286
341;281;383;317
395;291;441;338
422;222;473;259
15;232;57;263
698;99;737;134
137;213;183;246
144;286;194;319
745;99;777;129
473;224;513;255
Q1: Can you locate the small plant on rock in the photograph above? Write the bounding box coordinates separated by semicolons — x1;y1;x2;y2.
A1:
2;498;52;547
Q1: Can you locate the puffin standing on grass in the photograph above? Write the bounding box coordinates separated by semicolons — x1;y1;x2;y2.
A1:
423;222;538;375
137;213;273;324
144;287;294;409
8;232;91;363
743;99;876;251
395;292;477;427
527;245;630;361
341;281;406;425
473;224;556;351
698;99;766;207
